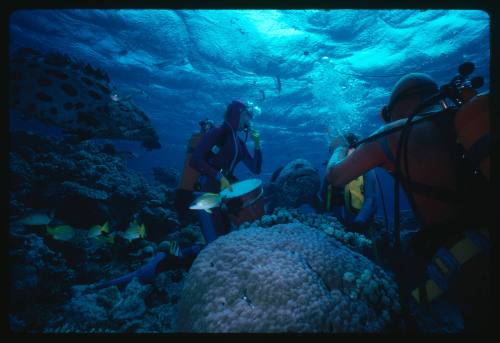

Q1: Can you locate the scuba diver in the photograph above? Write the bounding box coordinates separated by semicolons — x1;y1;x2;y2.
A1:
189;100;262;242
174;118;215;225
326;63;491;332
90;100;262;292
320;132;378;233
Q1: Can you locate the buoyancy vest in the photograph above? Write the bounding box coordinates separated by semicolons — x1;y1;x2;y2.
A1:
411;228;490;304
344;175;364;214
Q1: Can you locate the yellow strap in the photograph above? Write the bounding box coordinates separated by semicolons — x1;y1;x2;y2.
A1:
412;229;490;304
412;279;443;303
434;257;450;276
449;237;482;264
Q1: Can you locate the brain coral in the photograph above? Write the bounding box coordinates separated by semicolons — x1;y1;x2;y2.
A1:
178;223;400;332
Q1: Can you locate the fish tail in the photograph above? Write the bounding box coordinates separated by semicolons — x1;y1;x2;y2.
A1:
101;222;109;233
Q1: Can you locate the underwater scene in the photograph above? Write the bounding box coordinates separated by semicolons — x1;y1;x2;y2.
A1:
8;9;492;333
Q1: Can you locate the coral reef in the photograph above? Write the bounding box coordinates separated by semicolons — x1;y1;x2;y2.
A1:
238;207;373;254
264;159;320;210
152;167;180;188
178;223;400;332
9;231;76;331
9;47;160;149
9;131;177;238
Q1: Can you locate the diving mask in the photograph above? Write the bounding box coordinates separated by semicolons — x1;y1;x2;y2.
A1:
245;101;262;118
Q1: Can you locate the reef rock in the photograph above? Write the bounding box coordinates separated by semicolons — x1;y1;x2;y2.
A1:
266;159;320;209
9;48;160;150
10;233;76;315
9;131;173;229
152;167;179;188
178;223;400;332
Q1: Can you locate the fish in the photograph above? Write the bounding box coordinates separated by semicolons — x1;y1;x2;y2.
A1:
88;222;109;238
46;225;76;241
95;232;115;245
259;89;266;101
189;192;224;214
123;220;147;241
17;211;53;226
275;75;281;94
9;48;161;150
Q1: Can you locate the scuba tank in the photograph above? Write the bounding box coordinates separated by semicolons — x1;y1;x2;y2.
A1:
178;118;215;191
178;131;204;192
175;119;214;222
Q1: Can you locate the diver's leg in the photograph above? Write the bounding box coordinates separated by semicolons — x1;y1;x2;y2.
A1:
198;209;218;243
453;252;492;332
212;207;230;237
174;189;194;225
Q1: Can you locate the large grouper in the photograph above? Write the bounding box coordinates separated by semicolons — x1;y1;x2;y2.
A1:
9;47;161;150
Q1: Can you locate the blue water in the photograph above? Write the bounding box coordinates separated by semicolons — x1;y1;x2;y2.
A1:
9;9;490;218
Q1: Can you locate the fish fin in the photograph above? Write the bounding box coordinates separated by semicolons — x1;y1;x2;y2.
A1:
140;224;146;238
205;208;212;214
101;222;109;233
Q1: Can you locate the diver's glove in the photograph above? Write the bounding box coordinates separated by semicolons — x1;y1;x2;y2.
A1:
250;129;261;150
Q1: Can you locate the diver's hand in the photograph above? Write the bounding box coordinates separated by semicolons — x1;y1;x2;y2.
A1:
328;134;348;154
220;175;233;192
250;129;261;150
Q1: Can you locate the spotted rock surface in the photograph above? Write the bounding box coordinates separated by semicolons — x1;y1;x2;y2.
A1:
9;48;160;150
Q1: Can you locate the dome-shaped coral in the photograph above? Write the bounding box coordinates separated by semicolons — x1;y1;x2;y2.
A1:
178;223;400;332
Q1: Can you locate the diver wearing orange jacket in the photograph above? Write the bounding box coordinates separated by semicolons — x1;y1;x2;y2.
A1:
174;118;214;224
326;67;491;332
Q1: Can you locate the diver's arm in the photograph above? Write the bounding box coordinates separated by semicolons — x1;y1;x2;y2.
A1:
326;146;349;170
327;141;386;187
190;128;224;180
354;169;377;226
241;142;262;174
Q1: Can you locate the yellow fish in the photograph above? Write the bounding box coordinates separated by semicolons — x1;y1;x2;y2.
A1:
88;222;109;238
189;192;223;214
18;212;52;226
123;221;146;241
96;232;115;245
46;225;76;241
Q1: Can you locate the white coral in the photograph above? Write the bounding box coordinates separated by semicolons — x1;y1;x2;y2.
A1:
177;224;399;333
